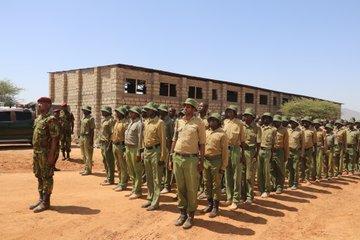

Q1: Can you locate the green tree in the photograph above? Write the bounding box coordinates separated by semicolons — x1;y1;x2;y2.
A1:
281;98;341;120
0;79;23;107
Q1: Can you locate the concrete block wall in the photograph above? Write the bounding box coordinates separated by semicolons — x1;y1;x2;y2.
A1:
50;64;339;136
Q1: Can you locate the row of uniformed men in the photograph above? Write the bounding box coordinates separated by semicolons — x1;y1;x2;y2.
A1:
77;98;360;230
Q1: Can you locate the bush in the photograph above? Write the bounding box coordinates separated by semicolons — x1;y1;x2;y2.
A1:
281;98;341;120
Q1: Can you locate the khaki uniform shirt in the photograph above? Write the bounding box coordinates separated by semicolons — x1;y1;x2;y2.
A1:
288;127;305;154
205;128;229;170
315;129;326;148
260;125;276;149
99;116;114;142
242;122;261;147
346;129;359;149
173;116;206;155
143;116;166;161
274;126;289;159
125;118;143;155
223;118;244;146
303;128;316;149
112;119;128;143
334;127;347;150
325;132;335;151
80;115;95;136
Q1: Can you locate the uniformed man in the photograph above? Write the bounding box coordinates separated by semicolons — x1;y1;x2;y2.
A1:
288;117;305;190
282;116;290;128
324;124;335;179
158;104;175;194
169;107;177;121
271;115;289;194
125;106;144;199
29;97;60;213
99;106;115;185
334;120;347;177
141;102;166;211
112;106;129;191
355;120;360;171
241;108;261;204
313;119;326;181
202;113;228;218
301;117;317;182
345;119;359;174
223;105;244;210
258;113;276;198
169;98;206;229
79;106;95;176
197;102;209;200
59;103;74;160
52;109;61;172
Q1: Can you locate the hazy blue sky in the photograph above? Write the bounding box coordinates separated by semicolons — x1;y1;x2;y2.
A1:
1;1;359;111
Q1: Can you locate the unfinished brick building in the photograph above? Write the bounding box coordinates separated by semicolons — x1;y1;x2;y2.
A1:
49;63;341;135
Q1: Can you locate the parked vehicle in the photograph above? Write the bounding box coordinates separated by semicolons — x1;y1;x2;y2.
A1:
0;107;35;145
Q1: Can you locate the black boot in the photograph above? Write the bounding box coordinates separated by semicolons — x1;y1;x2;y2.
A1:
175;209;188;226
182;211;195;229
209;200;219;218
66;151;70;159
62;151;66;160
29;191;43;210
202;198;213;213
33;193;51;213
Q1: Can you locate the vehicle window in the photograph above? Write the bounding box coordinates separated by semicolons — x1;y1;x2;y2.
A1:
0;112;11;121
15;111;32;121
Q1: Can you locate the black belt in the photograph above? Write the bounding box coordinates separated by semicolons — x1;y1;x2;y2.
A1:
260;146;271;150
243;145;256;150
145;143;160;150
205;155;221;160
175;152;198;158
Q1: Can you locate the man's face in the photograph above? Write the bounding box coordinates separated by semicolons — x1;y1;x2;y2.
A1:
274;121;281;128
209;118;219;130
314;124;320;130
225;109;235;119
282;121;289;127
169;108;176;117
159;111;167;119
54;111;60;118
198;103;208;114
244;114;254;125
83;110;90;117
290;121;298;129
302;121;309;128
146;109;156;118
184;104;195;116
101;111;109;117
38;102;51;114
262;116;272;125
130;112;138;119
115;111;124;120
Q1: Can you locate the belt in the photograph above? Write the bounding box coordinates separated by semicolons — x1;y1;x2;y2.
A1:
125;144;137;148
113;141;125;145
260;146;272;150
175;152;198;158
145;143;160;150
228;145;239;150
205;155;221;161
243;145;256;150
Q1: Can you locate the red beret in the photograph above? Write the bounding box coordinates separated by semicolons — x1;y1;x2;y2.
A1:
61;102;68;107
37;97;52;104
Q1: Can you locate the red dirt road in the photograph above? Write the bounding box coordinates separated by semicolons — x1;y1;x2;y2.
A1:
1;145;360;240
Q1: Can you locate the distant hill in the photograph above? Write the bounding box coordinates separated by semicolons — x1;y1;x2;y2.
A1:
342;108;360;120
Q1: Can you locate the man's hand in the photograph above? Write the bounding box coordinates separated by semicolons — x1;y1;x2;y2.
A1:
168;160;173;171
219;169;225;175
197;160;204;173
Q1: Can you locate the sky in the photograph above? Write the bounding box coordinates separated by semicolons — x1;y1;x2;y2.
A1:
0;1;359;111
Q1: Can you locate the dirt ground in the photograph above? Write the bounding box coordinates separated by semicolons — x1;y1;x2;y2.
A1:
1;144;360;240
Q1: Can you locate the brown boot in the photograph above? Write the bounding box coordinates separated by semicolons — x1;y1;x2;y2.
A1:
33;193;51;213
29;191;43;210
182;212;195;229
175;209;187;226
209;200;219;218
202;198;213;213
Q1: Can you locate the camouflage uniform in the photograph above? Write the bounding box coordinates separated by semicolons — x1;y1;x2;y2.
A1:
59;109;74;157
79;109;95;174
33;113;60;195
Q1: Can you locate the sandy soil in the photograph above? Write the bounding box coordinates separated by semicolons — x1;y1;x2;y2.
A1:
1;144;360;240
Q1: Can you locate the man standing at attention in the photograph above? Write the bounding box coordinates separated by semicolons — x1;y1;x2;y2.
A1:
79;106;95;176
30;97;60;213
169;98;206;229
59;103;74;160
